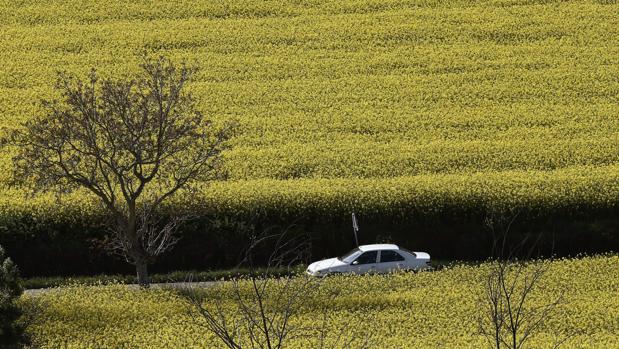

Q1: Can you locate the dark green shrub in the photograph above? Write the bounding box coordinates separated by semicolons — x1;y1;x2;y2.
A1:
0;244;26;348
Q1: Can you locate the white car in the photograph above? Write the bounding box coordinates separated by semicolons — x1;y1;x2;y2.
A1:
306;244;431;276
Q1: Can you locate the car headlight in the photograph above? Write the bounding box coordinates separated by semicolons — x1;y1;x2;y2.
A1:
306;268;322;276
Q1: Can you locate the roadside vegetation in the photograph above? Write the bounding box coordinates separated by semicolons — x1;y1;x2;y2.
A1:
20;255;619;348
0;245;27;348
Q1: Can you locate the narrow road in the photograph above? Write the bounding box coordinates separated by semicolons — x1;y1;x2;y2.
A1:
24;281;218;297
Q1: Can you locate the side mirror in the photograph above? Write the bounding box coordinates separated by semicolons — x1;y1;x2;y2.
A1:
351;260;359;265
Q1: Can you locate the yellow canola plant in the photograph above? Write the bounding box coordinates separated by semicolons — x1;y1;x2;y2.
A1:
1;0;619;217
21;255;619;348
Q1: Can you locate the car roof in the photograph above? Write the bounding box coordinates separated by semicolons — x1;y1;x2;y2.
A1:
358;244;399;252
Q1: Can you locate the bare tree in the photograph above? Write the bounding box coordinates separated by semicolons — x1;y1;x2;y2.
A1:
181;226;312;349
179;226;372;349
478;212;571;349
10;55;233;286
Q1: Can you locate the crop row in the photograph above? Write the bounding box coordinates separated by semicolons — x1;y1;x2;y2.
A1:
1;165;617;220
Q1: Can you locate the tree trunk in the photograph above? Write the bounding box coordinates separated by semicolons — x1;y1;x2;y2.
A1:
127;203;152;287
136;259;149;287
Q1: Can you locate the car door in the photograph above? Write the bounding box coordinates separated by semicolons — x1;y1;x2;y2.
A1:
350;251;378;274
377;250;406;273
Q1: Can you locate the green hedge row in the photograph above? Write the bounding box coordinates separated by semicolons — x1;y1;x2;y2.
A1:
2;208;619;278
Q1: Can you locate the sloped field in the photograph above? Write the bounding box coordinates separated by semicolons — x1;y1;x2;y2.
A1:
1;0;619;217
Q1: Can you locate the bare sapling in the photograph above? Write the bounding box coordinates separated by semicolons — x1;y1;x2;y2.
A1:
180;225;373;349
478;211;575;349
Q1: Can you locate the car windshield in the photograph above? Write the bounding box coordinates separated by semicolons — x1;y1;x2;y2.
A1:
338;248;361;263
399;247;417;258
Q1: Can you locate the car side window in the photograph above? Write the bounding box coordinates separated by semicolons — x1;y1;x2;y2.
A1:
353;251;378;265
380;250;405;263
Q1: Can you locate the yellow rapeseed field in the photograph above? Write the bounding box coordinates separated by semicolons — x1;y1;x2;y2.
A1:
21;255;619;348
1;0;619;218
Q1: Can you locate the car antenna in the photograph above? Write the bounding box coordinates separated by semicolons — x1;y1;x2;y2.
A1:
352;212;360;247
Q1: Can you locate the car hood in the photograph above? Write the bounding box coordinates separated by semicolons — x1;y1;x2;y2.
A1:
308;258;347;272
414;252;431;260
